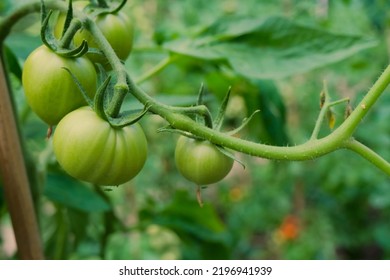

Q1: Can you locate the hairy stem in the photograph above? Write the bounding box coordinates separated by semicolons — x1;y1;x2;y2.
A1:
344;139;390;175
135;55;177;84
84;18;128;118
124;67;390;175
311;97;350;140
336;64;390;136
0;1;67;43
58;18;82;49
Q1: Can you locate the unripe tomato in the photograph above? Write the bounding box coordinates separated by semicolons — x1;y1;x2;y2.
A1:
174;136;234;185
22;45;97;125
55;1;134;65
53;107;147;186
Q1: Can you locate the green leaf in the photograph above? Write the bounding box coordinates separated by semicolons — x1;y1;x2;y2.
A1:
140;190;231;259
0;0;11;15
44;172;111;212
164;16;377;79
213;87;231;131
4;33;41;60
245;80;289;145
2;44;22;80
67;209;89;244
140;190;227;239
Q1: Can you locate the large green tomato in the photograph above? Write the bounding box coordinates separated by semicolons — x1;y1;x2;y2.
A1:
174;136;234;185
55;1;134;65
53;107;147;186
22;45;97;125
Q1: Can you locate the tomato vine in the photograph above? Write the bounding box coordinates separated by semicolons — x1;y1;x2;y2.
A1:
0;0;389;176
0;0;389;261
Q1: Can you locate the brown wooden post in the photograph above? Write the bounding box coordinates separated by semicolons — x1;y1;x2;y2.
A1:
0;58;44;259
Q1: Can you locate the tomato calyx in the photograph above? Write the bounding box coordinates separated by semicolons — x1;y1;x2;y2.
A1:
93;75;151;128
41;0;88;58
92;0;128;17
64;68;150;128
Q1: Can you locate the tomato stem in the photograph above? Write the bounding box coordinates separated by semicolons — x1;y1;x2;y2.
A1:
310;82;350;140
196;185;204;208
84;17;128;118
344;139;390;174
135;55;177;85
58;18;82;49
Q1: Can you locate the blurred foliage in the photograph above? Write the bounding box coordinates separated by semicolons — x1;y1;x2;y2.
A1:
1;0;390;260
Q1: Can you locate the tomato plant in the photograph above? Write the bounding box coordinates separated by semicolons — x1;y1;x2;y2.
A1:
55;1;134;66
2;0;390;263
22;45;97;125
53;106;147;186
174;136;234;185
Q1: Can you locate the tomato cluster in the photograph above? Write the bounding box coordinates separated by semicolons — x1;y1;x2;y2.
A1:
55;1;134;66
21;2;146;186
21;1;233;187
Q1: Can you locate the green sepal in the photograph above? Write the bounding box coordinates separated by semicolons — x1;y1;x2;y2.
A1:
94;64;113;108
40;3;88;58
95;63;109;88
195;83;205;124
87;47;105;58
62;67;94;108
40;0;47;25
196;83;205;106
213;87;231;131
56;39;89;58
96;0;109;9
106;104;151;128
98;0;127;16
41;10;58;51
215;145;246;169
88;0;127;19
61;0;74;38
157;127;204;141
94;75;112;121
225;109;260;136
109;0;127;14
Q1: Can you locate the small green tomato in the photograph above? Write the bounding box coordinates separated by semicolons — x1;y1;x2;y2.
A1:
174;136;234;185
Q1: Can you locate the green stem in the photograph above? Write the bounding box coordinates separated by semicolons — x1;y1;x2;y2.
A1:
84;17;128;117
135;55;176;84
158;103;214;129
336;64;390;136
344;139;390;175
97;0;109;8
124;65;390;175
0;1;68;43
58;18;82;49
310;97;350;140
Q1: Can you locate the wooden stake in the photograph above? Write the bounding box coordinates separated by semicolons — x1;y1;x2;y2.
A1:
0;58;44;259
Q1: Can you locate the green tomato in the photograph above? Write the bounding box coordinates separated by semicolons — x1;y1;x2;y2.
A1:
53;106;147;186
22;45;97;125
55;2;134;65
175;136;234;185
